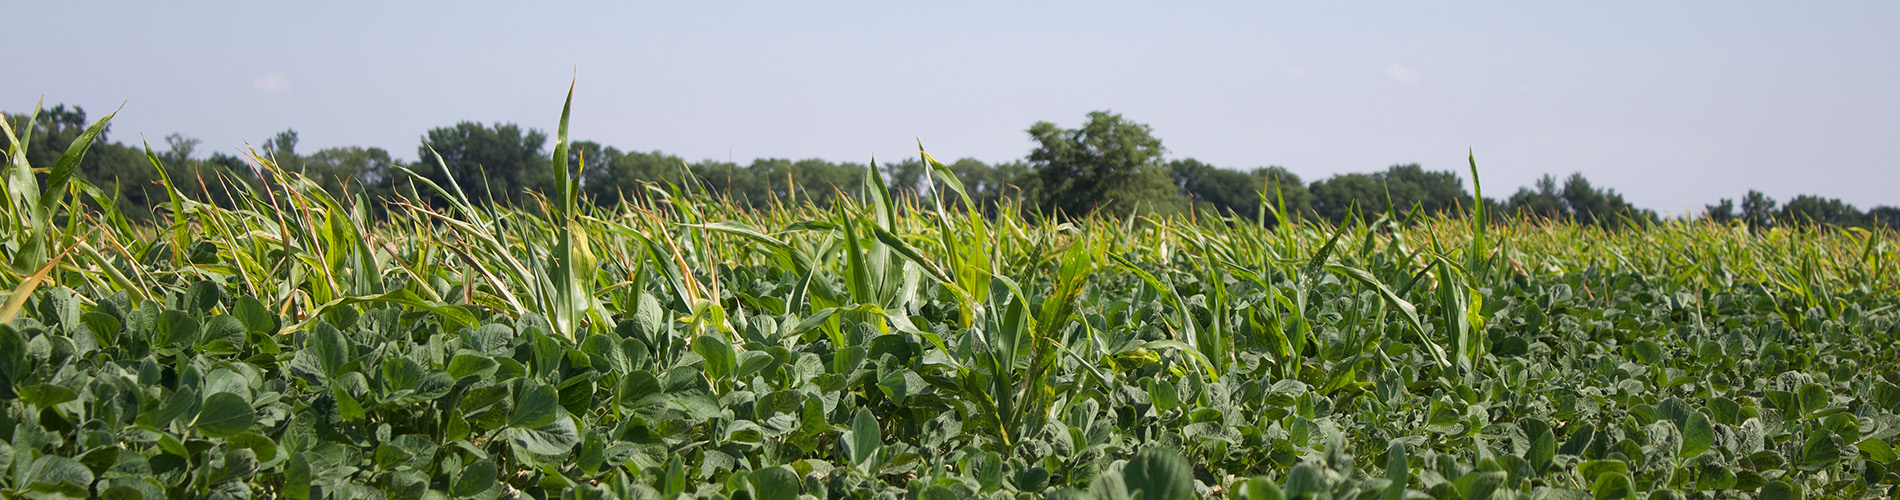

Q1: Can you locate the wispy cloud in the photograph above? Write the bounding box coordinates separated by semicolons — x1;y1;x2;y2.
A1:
253;73;291;93
1384;63;1420;84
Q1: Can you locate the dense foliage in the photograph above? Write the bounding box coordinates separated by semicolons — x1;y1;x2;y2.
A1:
6;104;1895;230
0;93;1897;500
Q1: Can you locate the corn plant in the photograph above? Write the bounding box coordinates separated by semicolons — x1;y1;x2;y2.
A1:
0;87;1895;499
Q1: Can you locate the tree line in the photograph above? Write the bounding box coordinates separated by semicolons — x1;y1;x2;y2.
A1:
7;104;1895;230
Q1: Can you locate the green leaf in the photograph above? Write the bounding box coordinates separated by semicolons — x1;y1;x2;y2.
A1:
1528;427;1557;473
195;392;256;438
0;324;19;388
848;407;881;470
41;105;117;212
1282;463;1326;500
1463;471;1504;500
1325;264;1449;369
154;309;200;349
185;280;222;314
1428;398;1461;426
747;465;802;500
1798;431;1842;468
227;433;278;465
510;383;561;429
16;383;77;407
447;353;499;382
1384;442;1411;500
1857;438;1897;463
142;386;200;428
1758;481;1802;500
1631;340;1662;364
615;370;666;417
692;336;737;382
1247;477;1285;500
99;485;148;500
284;288;476;335
635;292;667;337
973;451;1004;493
76;446;120;477
1694;460;1736;491
308;324;351;379
660;456;688;497
1150;379;1181;413
1124;447;1194;500
1577;460;1628;482
1590;472;1631;500
1822;413;1859;442
333;386;365;422
1681;412;1714;458
80;311;122;343
505;416;580;455
233;295;278;334
1797;383;1829;416
1709;397;1743;425
200;315;246;349
25;454;93;490
1872;380;1900;411
452;460;497;497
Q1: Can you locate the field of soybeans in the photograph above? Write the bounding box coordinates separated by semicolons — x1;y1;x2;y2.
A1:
2;94;1898;500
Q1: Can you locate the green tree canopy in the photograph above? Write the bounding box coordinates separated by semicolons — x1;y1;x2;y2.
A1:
1027;111;1182;218
1309;164;1472;222
1741;190;1777;228
417;122;550;206
578;145;695;204
1505;172;1652;228
1704;197;1736;224
1867;206;1900;231
1780;194;1864;227
1168;159;1312;226
303;146;398;201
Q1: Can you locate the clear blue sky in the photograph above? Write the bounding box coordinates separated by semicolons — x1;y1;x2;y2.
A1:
6;2;1897;213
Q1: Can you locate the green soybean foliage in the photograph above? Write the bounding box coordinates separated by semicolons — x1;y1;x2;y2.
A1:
0;89;1896;499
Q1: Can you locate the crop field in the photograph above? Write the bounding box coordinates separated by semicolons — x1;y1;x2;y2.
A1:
1;95;1898;500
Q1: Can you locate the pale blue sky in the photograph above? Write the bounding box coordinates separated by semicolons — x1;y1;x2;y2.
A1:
6;2;1897;213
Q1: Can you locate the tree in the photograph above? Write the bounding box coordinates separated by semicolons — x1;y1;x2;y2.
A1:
1170;158;1253;218
1501;172;1649;228
1868;206;1900;231
781;158;865;207
986;160;1036;211
582;148;692;205
1168;159;1312;226
1741;190;1777;228
694;157;864;209
688;159;761;207
1026;111;1182;218
10;105;97;171
1309;164;1472;222
1506;175;1566;221
1705;198;1736;224
304;146;398;202
164;133;200;166
880;158;927;200
1779;195;1863;227
1309;172;1383;221
1383;164;1471;216
1557;173;1647;227
1250;167;1315;225
417;122;550;206
5;104;182;220
262;129;300;169
942;158;1035;215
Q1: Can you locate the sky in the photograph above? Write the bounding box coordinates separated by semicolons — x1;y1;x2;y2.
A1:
5;2;1897;214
